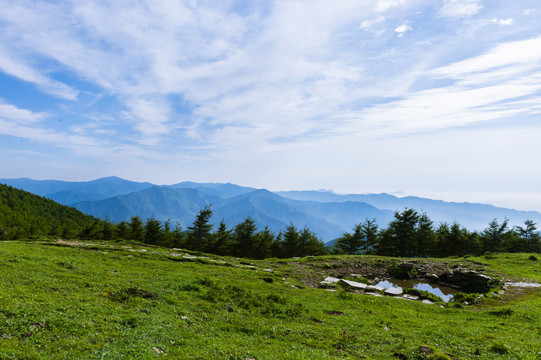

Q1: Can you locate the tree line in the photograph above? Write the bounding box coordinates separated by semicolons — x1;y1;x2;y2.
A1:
87;206;328;259
333;208;541;256
2;183;540;257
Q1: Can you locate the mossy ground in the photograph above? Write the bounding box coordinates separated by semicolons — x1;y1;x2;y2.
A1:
1;240;540;359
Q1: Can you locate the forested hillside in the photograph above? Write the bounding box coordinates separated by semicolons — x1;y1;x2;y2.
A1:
0;184;101;239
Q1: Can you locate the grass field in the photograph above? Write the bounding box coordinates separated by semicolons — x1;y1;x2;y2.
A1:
1;240;540;359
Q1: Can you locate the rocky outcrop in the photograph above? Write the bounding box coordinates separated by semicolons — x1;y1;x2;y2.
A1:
439;268;498;293
339;279;367;290
319;277;340;288
384;287;403;296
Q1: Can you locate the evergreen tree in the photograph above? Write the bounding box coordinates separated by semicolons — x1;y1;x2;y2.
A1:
333;224;363;255
102;221;115;241
187;206;213;251
516;220;541;253
255;226;275;259
415;212;434;256
379;209;419;256
144;217;163;245
79;221;102;240
129;216;145;242
161;219;173;247
360;218;379;254
171;222;186;249
209;220;232;255
282;224;300;258
271;231;284;258
481;218;511;253
299;227;327;256
233;217;257;258
115;221;130;240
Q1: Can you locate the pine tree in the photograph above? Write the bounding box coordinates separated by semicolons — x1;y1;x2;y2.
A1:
255;226;275;259
187;206;213;251
129;216;145;242
234;217;257;258
360;218;379;254
144;217;163;245
210;220;232;255
517;220;541;253
282;224;300;258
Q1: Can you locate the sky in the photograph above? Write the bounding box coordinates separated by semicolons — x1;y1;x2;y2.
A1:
1;0;541;211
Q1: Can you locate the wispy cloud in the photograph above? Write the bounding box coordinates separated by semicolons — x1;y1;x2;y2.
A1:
0;99;47;123
1;1;541;209
395;22;412;37
489;18;514;26
0;45;78;100
440;0;483;18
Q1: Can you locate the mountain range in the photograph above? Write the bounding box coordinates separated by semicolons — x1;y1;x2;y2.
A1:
2;176;540;241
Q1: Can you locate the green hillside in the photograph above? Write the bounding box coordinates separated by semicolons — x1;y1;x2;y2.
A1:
0;184;100;240
1;239;540;359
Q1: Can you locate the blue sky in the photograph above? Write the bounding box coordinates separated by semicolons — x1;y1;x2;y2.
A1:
1;0;541;210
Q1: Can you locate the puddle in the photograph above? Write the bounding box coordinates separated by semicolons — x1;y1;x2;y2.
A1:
375;280;459;302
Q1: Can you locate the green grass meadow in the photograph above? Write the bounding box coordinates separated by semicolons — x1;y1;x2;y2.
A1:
1;240;540;359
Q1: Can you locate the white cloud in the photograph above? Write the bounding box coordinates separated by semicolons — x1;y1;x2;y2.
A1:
0;99;47;124
394;22;412;37
490;18;514;26
440;0;483;18
0;99;112;155
0;46;78;100
376;0;406;13
432;36;541;77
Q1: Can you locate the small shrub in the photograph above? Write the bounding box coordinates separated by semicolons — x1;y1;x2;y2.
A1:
388;263;417;279
428;353;451;360
404;288;442;303
56;261;77;270
195;277;218;288
488;277;504;292
451;293;481;305
177;283;201;292
337;289;353;300
109;288;159;302
197;280;305;318
489;308;513;317
323;263;340;269
489;342;509;355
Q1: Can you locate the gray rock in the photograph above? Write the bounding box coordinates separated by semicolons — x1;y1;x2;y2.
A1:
340;279;367;289
402;294;419;300
505;281;541;288
319;276;341;288
384;287;403;296
365;285;384;292
422;299;434;305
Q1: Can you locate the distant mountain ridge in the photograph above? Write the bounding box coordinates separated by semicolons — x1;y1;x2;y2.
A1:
2;176;541;241
0;176;154;204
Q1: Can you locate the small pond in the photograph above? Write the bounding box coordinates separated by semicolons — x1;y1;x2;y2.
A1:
375;280;460;302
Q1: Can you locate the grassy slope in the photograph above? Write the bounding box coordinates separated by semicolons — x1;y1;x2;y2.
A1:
1;240;540;359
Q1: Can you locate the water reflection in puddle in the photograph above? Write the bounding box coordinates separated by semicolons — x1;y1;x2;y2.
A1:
375;280;459;302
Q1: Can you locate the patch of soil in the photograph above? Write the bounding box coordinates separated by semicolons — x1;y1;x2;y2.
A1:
291;257;491;291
